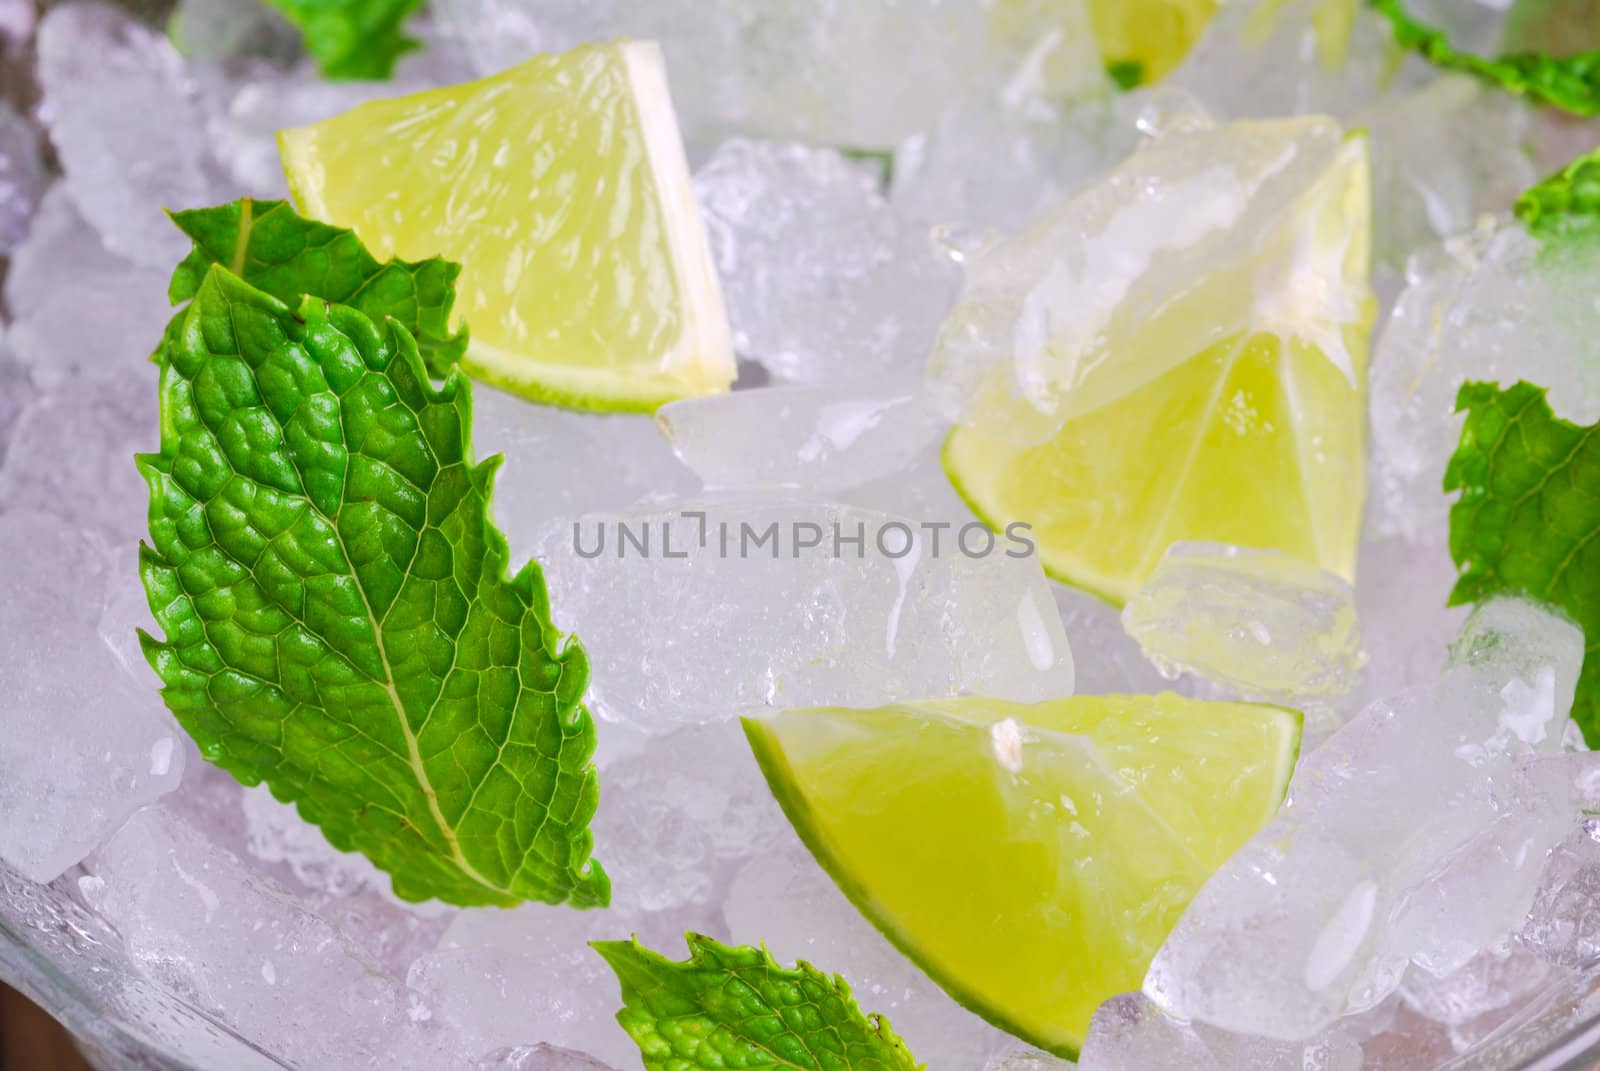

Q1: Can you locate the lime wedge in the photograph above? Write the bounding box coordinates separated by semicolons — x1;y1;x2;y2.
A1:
1087;0;1219;83
744;694;1301;1057
941;123;1372;605
278;41;735;413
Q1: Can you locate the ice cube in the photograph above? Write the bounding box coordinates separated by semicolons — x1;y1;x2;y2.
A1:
0;509;184;883
0;101;44;254
408;902;686;1069
532;499;1074;732
657;384;945;492
1077;991;1368;1071
84;805;459;1071
891;83;1138;233
694;139;958;387
38;2;225;268
1400;942;1557;1045
3;186;172;389
724;843;1016;1066
1351;532;1469;709
434;0;1061;148
1519;823;1600;969
1144;599;1590;1040
983;1044;1073;1071
1165;0;1429;123
1360;78;1535;273
475;1046;618;1071
240;784;398;900
1122;543;1365;703
589;720;790;914
1370;219;1600;540
470;385;696;562
0;363;159;542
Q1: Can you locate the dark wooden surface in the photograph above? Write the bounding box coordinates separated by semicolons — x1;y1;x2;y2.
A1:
0;982;91;1071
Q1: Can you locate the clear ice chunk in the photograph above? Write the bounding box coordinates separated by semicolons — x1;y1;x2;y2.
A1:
475;1046;618;1071
1361;77;1535;273
1145;598;1592;1040
84;805;459;1071
0;362;159;543
1165;0;1429;123
724;843;1016;1066
531;499;1074;731
3;185;172;389
432;0;1061;148
1518;822;1600;970
0;509;184;883
1077;991;1369;1071
408;902;686;1070
694;139;958;387
588;720;791;915
1370;219;1600;540
38;1;223;268
1122;543;1365;703
470;385;696;563
1351;532;1470;709
657;384;945;492
1399;942;1556;1038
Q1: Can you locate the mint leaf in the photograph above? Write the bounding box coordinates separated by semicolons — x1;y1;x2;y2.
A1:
139;265;608;907
260;0;424;80
1368;0;1600;115
168;198;467;377
1516;146;1600;241
1445;381;1600;743
593;934;923;1071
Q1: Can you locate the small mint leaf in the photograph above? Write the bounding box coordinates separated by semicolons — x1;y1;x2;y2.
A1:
592;934;924;1071
1515;146;1600;241
140;265;607;907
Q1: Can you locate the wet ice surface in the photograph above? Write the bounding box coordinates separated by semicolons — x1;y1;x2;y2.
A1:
38;2;224;268
532;499;1074;731
1122;543;1365;706
2;1;1600;1068
694;139;959;386
1146;600;1595;1041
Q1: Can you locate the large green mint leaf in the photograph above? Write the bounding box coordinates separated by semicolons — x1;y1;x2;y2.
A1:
138;265;608;907
261;0;424;80
1368;0;1600;115
1445;380;1600;743
1516;146;1600;241
592;934;923;1071
168;198;467;377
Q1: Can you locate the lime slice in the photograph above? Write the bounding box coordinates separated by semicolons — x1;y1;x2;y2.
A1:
744;695;1300;1057
278;41;735;413
942;123;1372;605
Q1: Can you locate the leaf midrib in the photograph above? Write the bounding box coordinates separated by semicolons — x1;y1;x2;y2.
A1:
214;284;511;901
